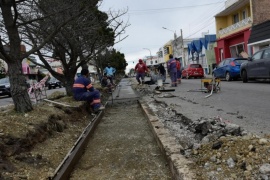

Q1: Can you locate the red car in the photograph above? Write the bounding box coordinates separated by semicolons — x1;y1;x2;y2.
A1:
182;64;204;79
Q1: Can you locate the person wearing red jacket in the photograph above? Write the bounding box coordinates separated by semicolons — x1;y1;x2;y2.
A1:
176;58;181;84
134;59;148;85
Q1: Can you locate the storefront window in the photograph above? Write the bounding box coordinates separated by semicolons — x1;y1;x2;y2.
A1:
230;44;244;57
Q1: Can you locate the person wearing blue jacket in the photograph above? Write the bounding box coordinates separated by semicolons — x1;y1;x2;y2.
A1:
104;63;116;85
73;69;105;112
167;54;177;87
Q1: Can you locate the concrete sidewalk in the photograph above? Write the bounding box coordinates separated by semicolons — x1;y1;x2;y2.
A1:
108;78;196;179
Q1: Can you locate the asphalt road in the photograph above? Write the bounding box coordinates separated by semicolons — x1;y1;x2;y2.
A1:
165;78;270;135
1;78;269;135
0;87;65;107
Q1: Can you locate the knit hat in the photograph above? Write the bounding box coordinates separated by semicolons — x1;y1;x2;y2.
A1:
81;69;89;75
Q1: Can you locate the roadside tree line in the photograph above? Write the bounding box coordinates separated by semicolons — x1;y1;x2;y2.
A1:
0;0;129;113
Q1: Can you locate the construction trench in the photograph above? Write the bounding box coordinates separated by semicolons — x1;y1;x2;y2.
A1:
51;78;194;180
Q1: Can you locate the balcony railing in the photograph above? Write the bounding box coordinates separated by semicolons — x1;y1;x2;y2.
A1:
218;17;252;36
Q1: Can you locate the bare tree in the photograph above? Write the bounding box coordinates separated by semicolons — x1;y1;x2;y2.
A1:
24;3;130;95
0;0;100;112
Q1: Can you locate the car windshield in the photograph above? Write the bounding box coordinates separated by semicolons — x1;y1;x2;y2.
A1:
49;77;57;82
190;64;202;68
0;77;9;84
234;59;247;64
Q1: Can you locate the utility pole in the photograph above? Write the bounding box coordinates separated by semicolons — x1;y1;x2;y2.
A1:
181;29;185;66
143;48;152;65
162;27;176;57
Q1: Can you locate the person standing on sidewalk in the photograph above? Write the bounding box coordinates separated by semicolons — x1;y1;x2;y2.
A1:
134;59;148;85
157;63;166;82
167;54;177;87
176;58;182;84
104;63;116;85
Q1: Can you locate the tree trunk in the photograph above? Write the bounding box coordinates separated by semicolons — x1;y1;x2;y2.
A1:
64;75;75;96
8;61;33;112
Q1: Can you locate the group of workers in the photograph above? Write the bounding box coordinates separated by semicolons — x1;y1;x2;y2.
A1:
134;54;182;87
72;55;181;112
72;63;116;113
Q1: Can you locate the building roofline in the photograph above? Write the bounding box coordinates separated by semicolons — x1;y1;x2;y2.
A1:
215;0;249;17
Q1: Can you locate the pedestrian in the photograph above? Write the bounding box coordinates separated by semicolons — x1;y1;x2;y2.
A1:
167;54;177;87
103;63;116;85
176;58;181;84
134;59;148;85
73;68;105;112
157;63;166;82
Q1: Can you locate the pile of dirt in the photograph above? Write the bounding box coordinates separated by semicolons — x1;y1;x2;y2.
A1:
0;94;92;179
0;82;112;180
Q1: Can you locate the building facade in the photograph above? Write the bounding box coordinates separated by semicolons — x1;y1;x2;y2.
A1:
248;0;270;52
187;35;216;74
215;0;252;64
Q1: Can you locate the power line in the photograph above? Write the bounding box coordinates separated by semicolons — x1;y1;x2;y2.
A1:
185;19;215;39
185;3;224;28
128;1;225;13
105;1;226;15
184;4;225;38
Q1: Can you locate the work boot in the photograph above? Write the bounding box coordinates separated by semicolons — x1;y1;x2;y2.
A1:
93;105;105;113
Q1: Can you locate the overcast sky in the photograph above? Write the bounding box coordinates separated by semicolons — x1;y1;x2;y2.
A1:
99;0;225;71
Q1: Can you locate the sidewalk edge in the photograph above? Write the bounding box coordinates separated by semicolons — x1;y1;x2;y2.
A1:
139;100;196;180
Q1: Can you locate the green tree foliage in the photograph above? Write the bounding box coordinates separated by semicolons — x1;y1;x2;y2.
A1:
97;49;127;75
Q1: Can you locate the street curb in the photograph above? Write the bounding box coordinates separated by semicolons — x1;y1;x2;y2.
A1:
139;100;195;180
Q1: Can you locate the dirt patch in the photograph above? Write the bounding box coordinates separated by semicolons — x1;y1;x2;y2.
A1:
0;96;91;179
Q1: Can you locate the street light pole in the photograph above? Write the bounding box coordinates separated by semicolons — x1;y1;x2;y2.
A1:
162;27;177;57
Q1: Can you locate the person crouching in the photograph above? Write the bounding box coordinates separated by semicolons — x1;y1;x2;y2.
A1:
101;75;113;93
73;69;105;112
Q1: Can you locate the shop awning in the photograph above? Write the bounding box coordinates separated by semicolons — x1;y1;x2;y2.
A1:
249;20;270;44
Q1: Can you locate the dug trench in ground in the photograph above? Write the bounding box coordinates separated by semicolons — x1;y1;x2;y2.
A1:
70;101;172;179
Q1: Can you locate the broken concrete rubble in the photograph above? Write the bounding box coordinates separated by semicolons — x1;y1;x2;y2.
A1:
134;82;270;179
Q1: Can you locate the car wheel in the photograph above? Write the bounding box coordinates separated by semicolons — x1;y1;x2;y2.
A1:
242;70;248;83
48;86;51;90
225;72;231;81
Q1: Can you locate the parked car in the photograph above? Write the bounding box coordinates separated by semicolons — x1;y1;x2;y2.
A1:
240;47;270;83
0;77;11;97
213;58;248;81
181;64;204;79
46;77;62;89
